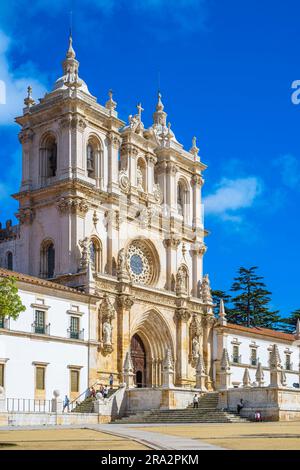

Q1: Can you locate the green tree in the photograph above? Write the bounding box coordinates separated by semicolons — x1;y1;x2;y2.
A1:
279;309;300;333
0;276;26;320
229;266;280;328
211;289;232;316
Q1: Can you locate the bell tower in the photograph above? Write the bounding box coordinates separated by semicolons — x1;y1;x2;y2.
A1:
13;34;124;279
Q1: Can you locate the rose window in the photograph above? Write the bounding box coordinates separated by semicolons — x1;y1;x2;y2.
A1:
126;241;154;285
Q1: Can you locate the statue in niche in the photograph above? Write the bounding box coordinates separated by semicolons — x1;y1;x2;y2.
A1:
137;167;143;190
117;248;126;272
192;336;200;360
102;320;112;346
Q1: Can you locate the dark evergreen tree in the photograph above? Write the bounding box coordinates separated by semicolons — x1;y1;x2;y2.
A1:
279;309;300;333
229;266;280;328
211;289;232;316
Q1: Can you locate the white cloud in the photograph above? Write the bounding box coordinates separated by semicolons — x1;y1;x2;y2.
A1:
0;30;47;126
204;177;262;221
273;154;300;189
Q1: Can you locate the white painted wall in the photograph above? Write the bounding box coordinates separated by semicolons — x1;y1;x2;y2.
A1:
0;287;90;401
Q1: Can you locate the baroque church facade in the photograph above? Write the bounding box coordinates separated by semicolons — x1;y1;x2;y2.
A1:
0;36;215;391
1;37;299;415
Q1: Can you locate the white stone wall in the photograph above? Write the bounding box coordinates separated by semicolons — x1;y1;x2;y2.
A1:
0;286;90;401
214;327;300;389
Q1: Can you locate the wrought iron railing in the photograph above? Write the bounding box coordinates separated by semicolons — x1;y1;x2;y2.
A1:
231;354;242;364
31;322;51;335
6;398;52;413
250;357;259;366
0;317;9;329
67;328;84;340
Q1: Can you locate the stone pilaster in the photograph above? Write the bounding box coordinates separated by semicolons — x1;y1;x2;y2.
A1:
191;173;204;230
175;302;191;387
190;241;206;297
116;286;134;383
164;235;181;291
202;315;215;390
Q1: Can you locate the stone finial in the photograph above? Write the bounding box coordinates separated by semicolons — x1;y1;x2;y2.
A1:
195;353;207;391
190;136;199;158
66;33;76;59
162;348;174;388
270;344;281;369
255;362;264;387
243;368;251;388
201;274;213;305
24;85;35;108
105;89;117;111
85;260;96;295
137;102;144;121
221;348;230;371
219;348;231;390
280;368;287;387
163;348;174;372
124;350;134;373
153;91;167;126
218;299;227;326
295;318;300;340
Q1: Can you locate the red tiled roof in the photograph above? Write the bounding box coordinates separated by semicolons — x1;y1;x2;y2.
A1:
0;268;91;298
225;322;295;342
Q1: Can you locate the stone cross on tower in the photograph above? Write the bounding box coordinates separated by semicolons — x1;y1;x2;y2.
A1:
137;102;144;121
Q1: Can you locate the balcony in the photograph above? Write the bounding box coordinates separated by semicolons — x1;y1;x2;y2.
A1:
0;318;9;329
67;328;84;340
32;322;50;335
231;354;242;364
285;362;293;371
250;357;259;367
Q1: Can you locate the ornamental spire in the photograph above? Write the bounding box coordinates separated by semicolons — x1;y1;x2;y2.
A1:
153;91;167;126
66;33;76;59
218;299;227;326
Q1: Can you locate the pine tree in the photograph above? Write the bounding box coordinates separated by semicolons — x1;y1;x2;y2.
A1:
211;289;232;316
279;309;300;333
229;266;280;328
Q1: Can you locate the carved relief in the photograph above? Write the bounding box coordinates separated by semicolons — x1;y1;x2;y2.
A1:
119;169;131;194
16;208;35;225
57;197;89;216
190;314;202;366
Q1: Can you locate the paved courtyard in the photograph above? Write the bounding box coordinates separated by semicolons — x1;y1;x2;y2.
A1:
1;422;300;450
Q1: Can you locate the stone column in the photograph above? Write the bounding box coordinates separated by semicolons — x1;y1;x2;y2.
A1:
190;241;207;297
191;173;204;229
107;132;122;195
19;129;34;191
166;162;177;216
146;154;157;194
269;344;284;387
105;208;119;276
202;315;215;390
164;235;181;291
117;287;134;384
51;390;63;413
175;305;191;387
0;386;6;412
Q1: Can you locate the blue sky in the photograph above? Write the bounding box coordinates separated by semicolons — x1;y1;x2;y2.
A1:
0;0;300;316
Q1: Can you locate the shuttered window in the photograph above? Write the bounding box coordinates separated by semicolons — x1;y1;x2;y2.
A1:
36;367;45;390
70;369;79;393
0;364;4;387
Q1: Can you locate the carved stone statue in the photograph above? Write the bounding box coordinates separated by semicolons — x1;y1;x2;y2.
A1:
192;336;200;359
176;266;187;295
79;237;90;270
102;320;112;346
137;167;143;190
117;248;129;281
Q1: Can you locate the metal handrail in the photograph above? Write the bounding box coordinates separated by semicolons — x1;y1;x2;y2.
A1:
69;380;100;408
31;322;51;335
231;354;242;364
67;327;84;340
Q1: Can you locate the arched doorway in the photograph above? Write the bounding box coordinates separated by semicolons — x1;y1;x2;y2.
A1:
130;334;146;388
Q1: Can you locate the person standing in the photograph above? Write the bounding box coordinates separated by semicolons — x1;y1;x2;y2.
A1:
237;398;244;414
193;394;199;409
63;395;70;413
109;374;114;390
103;385;108;398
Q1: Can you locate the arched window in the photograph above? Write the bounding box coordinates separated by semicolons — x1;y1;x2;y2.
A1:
6;252;13;271
90;238;102;273
87;143;95;178
40;134;57;181
137;158;146;191
177;181;184;216
40;240;55;279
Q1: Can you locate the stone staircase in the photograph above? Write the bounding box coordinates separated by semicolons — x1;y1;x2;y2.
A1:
71;388;116;413
113;392;251;424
